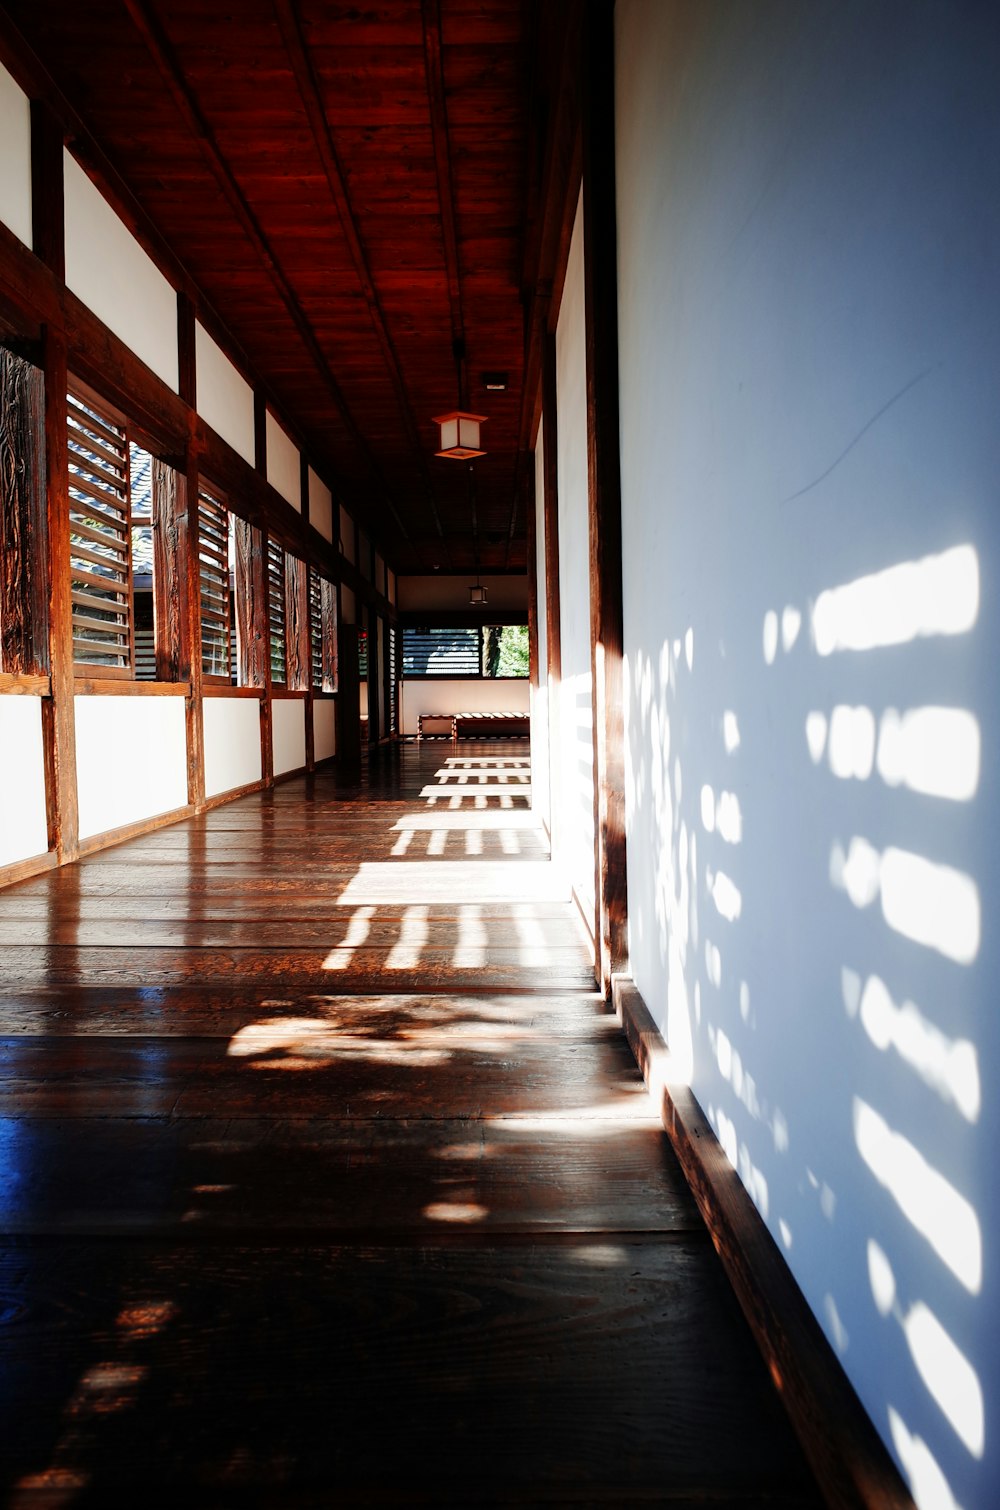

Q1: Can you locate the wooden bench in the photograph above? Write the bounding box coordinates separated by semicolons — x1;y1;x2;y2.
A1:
417;711;530;740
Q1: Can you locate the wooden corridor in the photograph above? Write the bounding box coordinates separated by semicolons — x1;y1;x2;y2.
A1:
0;744;822;1507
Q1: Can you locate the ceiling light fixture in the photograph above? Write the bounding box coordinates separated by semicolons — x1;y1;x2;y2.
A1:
469;578;488;606
433;411;487;459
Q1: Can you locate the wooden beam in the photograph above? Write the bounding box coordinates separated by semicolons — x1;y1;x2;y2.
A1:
120;0;409;553
583;0;628;994
505;4;583;568
420;0;466;406
29;100;64;282
613;976;917;1510
274;0;443;567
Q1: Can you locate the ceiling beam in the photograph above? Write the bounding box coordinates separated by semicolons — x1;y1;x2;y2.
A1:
272;0;447;569
120;0;410;552
420;0;467;410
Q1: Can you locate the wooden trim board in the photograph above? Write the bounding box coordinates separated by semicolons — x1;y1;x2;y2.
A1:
611;974;916;1510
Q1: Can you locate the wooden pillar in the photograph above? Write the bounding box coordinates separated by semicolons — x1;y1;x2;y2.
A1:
0;348;48;677
175;296;204;808
336;616;361;766
299;454;315;770
583;0;628;994
541;331;563;858
525;466;539;689
182;434;205;808
40;325;79;863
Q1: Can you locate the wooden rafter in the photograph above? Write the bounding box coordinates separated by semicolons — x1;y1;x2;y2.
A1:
120;0;409;549
272;0;447;567
420;0;467;410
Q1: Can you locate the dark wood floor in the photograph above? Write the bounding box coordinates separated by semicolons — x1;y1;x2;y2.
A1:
0;743;822;1507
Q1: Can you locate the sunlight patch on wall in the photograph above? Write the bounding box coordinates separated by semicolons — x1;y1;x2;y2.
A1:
812;545;979;656
854;1099;981;1294
845;972;980;1122
831;839;980;964
877;707;980;801
888;1407;965;1510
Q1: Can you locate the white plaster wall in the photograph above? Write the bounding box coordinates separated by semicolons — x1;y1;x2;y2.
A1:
195;322;255;465
615;6;1000;1506
64;154;178;392
340;584;356;626
314;699;336;761
272;698;306;776
0;62;31;247
531;423;550;830
0;697;48;867
387;569;395;605
400;678;529;738
75;695;187;839
397;575;528;611
202;697;261;798
375;554;386;596
266;411;300;510
555;192;594;925
309;467;333;543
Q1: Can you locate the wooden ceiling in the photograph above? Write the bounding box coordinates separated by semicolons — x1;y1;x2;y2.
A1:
3;0;549;574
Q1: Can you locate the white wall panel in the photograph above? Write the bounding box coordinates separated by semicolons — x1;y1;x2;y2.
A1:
554;192;594;925
203;697;261;798
0;62;31;247
0;697;48;867
75;695;187;839
272;698;306;776
313;699;336;760
195;322;255;465
615;6;1000;1506
266;411;300;510
341;584;356;625
400;678;529;738
64;154;179;392
309;467;333;542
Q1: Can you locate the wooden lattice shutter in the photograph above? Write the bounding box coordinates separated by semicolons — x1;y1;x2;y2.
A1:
67;387;133;673
267;538;287;685
198;485;232;680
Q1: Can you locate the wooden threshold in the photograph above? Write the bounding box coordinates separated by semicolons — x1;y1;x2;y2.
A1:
77;804;197;858
612;975;916;1510
0;849;58;890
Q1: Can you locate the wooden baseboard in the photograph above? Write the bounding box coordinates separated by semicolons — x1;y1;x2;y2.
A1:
199;778;268;812
77;804;196;857
611;975;915;1510
0;849;59;890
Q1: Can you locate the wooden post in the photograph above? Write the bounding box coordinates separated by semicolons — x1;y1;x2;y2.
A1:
583;0;628;994
541;332;563;861
40;325;79;863
30;102;65;282
0;348;48;677
182;434;205;808
335;616;361;767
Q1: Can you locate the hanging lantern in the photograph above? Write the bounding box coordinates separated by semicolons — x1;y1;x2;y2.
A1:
469;582;488;606
434;411;487;459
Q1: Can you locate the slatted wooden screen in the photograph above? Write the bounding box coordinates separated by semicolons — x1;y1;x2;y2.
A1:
388;624;398;735
67;387;133;673
309;569;338;693
267;538;287;685
198;485;232;680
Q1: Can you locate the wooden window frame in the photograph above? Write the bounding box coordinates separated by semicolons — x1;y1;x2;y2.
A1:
309;566;338;695
266;536;288;688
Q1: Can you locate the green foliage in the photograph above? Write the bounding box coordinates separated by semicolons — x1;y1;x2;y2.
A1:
494;624;529;677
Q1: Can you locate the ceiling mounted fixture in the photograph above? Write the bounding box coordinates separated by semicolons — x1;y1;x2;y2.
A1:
481;372;508;391
469;579;488;606
434;411;487;459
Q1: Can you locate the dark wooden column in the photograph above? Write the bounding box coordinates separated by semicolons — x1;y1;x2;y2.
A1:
0;348;48;677
299;455;315;770
525;466;539;690
335;616;361;766
583;0;628;995
252;393;274;782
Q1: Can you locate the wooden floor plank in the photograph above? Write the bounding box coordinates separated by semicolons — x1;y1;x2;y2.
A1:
0;743;822;1505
